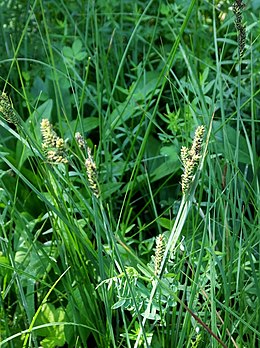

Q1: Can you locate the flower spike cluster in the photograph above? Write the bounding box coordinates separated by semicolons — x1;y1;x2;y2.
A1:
181;125;205;194
153;234;165;276
0;91;20;125
40;118;68;164
75;132;100;198
232;0;246;57
75;132;86;149
85;147;99;198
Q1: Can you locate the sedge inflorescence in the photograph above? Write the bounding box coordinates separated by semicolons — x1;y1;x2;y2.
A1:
40;118;68;164
232;0;246;58
75;132;86;149
85;146;99;198
74;132;100;198
153;234;165;276
0;91;20;125
181;125;205;194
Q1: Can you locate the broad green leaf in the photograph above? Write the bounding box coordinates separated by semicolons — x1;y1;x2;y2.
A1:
151;159;180;182
108;99;140;132
0;253;11;277
66;117;99;136
62;46;73;58
213;121;251;164
31;76;49;101
72;39;83;55
130;71;162;101
101;182;123;199
75;51;87;61
34;303;65;339
41;336;66;348
112;298;126;309
157;217;173;230
25;99;53;140
160;145;179;162
150;144;180;181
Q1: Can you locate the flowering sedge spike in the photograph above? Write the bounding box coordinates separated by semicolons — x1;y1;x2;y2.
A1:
189;125;204;158
40;118;68;164
0;91;20;125
41;119;55;148
181;125;205;194
85;147;99;198
154;234;165;276
232;0;246;57
75;132;86;149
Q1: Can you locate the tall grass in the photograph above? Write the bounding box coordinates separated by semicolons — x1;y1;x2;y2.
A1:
0;0;259;347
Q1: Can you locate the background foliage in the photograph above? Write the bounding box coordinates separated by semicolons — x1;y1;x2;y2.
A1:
0;0;259;347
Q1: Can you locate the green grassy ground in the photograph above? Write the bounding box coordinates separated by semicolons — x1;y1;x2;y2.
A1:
0;1;259;347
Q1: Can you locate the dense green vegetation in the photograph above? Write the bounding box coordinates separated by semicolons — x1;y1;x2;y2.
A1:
0;1;259;347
